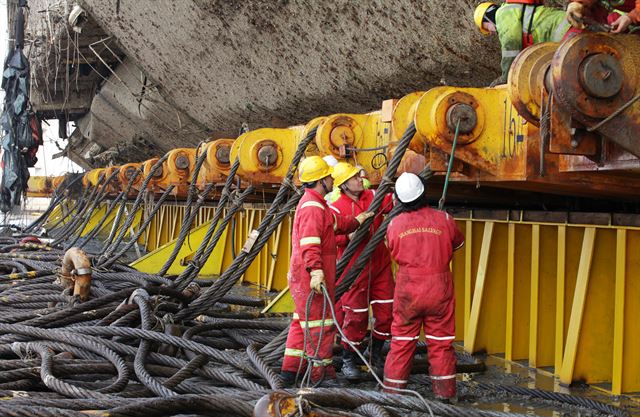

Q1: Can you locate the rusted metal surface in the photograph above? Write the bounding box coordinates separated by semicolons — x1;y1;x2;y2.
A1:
509;42;558;126
552;33;640;157
60;247;92;302
548;96;598;156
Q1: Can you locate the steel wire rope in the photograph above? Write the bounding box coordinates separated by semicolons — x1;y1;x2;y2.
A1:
174;127;318;318
10;341;115;399
176;195;301;321
77;168;143;250
45;185;91;232
335;164;433;299
285;387;531;417
335;122;416;281
173;185;254;290
24;173;83;233
99;154;169;263
131;289;178;397
52;170;116;245
472;382;630;417
157;149;210;276
319;284;434;417
104;394;255;417
247;342;284;389
0;324;263;390
98;184;176;268
171;157;242;287
48;181;99;241
0;326;131;394
62;168;122;248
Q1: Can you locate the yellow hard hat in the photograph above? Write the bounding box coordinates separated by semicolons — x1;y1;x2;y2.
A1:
474;2;497;35
331;162;360;187
299;156;332;183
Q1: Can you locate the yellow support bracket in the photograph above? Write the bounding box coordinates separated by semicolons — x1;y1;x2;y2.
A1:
130;220;228;276
465;221;494;353
560;227;596;385
261;286;294;314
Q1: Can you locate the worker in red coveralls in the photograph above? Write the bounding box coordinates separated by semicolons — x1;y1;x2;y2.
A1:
383;173;464;401
329;162;394;381
280;156;373;387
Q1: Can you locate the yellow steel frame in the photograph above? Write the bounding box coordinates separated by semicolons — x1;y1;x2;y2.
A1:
55;200;640;395
457;217;640;396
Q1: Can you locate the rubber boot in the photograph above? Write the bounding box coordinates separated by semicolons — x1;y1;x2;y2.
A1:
370;338;385;377
432;378;457;402
341;350;366;381
280;371;297;387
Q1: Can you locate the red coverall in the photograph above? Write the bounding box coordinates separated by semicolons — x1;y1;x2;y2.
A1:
282;188;360;381
331;190;394;350
383;207;464;399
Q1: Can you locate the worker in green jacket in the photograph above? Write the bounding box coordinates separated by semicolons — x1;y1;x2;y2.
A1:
474;2;572;86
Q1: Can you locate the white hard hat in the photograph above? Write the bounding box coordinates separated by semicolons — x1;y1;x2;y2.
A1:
395;172;424;203
322;155;339;167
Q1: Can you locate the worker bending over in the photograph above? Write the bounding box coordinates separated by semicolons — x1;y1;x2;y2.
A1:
567;0;640;33
475;1;571;86
330;162;394;380
281;156;372;386
383;173;464;401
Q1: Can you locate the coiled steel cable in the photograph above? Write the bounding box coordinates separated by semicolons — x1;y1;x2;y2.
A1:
131;289;177;397
23;173;83;233
171;157;242;286
45;185;91;232
353;403;393;417
246;342;284;389
62;168;122;249
336;165;432;299
99;154;169;262
157;184;214;276
173;185;254;291
176;195;300;321
11;342;115;399
335;122;416;280
0;326;131;394
105;394;255;417
474;382;629;417
77;168;142;250
51;171;113;245
157;150;210;276
98;184;176;268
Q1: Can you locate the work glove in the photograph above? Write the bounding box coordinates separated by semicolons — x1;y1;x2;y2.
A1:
566;2;586;29
355;211;374;225
309;269;325;294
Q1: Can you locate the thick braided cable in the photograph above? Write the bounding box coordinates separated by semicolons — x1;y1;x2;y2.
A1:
335;122;416;279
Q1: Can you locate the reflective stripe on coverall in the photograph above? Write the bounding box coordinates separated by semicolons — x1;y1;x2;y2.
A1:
497;4;571;80
331;190;394;350
383;206;464;399
282;188;360;381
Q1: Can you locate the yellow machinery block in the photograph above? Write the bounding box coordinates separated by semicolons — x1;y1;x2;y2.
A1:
196;139;234;189
26;176;52;197
315;112;391;185
230;127;304;184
